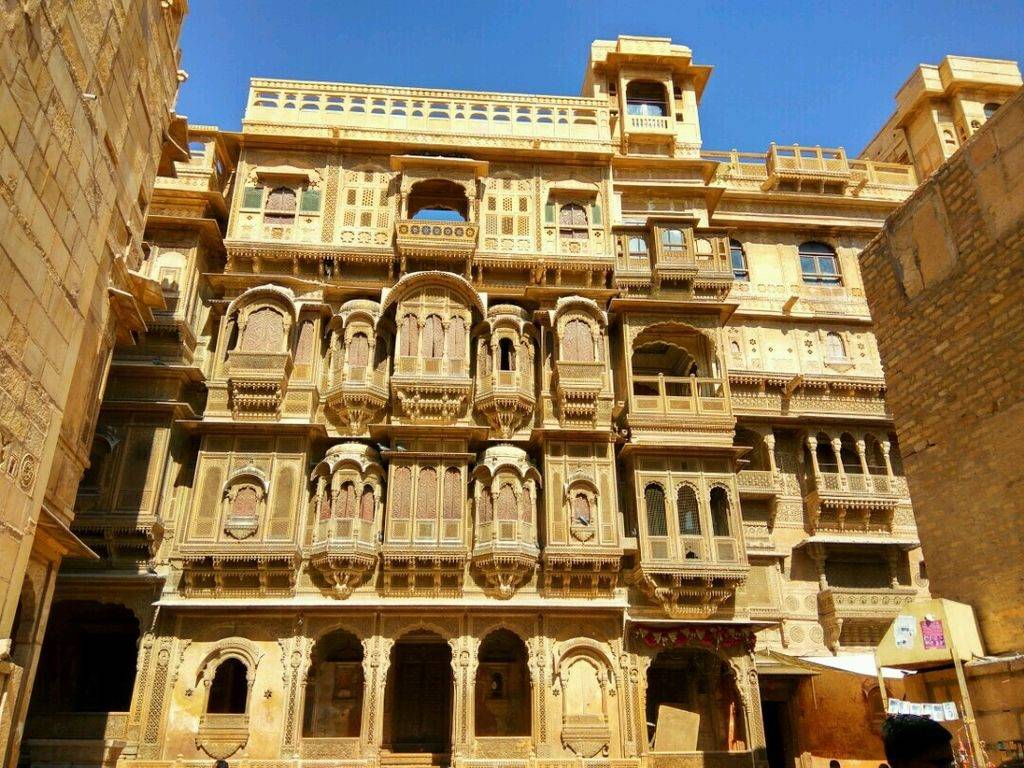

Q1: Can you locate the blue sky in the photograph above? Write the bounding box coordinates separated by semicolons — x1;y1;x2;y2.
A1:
177;1;1024;153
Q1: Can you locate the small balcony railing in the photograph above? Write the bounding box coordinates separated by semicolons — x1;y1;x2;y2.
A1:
228;350;292;380
765;144;852;191
313;516;377;547
804;470;909;533
475;518;538;550
395;219;478;259
736;469;784;497
817;586;917;621
630;375;730;418
624;114;674;133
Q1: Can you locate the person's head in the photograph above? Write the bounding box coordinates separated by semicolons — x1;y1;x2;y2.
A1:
214;761;229;768
881;715;954;768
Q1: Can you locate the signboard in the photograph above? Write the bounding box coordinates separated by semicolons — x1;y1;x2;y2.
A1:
893;615;916;648
888;698;959;722
920;618;947;650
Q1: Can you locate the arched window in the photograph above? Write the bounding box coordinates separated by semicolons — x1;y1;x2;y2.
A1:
423;314;445;358
496;483;517;521
336;481;358;519
475;629;530;736
392;466;412;519
677;485;701;536
561;319;595;362
645;484;667;536
416;467;437;519
399;315;419;357
229;485;259;519
558;203;589;240
799;241;842;285
626;81;668;117
478;487;493;524
318;485;333;520
207;658;249;714
408;179;469;221
498;338;516;371
442;467;462;520
815;433;838;473
446;317;466;360
709;487;731;537
348;333;370;367
571;492;592;526
264;187;297;226
824;332;847;361
520;484;533;523
628;235;649;256
983;102;1001;119
840;434;862;474
730;239;749;281
865;436;887;476
359;485;375;521
240;307;284;352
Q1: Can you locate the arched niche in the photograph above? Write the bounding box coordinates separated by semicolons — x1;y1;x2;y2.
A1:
553;640;616;758
224;284;298;358
475;629;530;737
302;628;365;738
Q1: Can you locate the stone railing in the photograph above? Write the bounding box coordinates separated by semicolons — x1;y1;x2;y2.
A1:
244;79;612;152
395;219;478;259
624;114;674;133
630;375;730;418
818;586;917;620
736;469;784;496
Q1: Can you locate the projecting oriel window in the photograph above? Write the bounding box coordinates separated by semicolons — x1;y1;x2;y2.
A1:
799;241;842;285
625;81;668;117
661;228;685;252
628;235;649;256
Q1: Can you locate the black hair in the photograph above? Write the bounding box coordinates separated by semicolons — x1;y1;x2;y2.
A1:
881;715;952;763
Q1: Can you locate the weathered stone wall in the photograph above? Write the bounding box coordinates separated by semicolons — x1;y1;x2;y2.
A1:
860;89;1024;655
0;1;186;764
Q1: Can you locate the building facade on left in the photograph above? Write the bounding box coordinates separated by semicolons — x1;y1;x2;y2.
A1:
0;2;190;765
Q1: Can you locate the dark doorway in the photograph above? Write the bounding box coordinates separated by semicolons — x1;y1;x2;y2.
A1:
760;679;798;768
384;631;453;753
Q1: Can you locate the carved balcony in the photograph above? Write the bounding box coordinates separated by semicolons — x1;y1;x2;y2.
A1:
177;542;301;596
736;469;785;499
71;512;165;562
764;144;852;193
627;375;734;447
307;516;379;598
395;219;478;263
631;535;749;618
227;349;292;416
804;471;908;534
475;367;535;437
391;355;473;422
324;360;389;433
472;518;540;599
553;360;606;425
650;233;733;298
817;586;917;652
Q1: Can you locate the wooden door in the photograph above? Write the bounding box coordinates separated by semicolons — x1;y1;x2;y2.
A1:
391;642;453;752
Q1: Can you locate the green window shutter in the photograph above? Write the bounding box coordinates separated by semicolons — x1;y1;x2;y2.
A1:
544;201;556;225
242;186;264;209
591;203;603;226
300;188;322;213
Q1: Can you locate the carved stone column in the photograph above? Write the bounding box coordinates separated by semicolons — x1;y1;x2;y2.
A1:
764;430;778;475
855;439;870;477
880;440;894;477
449;635;479;759
805;435;820;474
830;438;846;488
363;636;393;753
807;542;829;591
280;618;307;758
740;658;769;768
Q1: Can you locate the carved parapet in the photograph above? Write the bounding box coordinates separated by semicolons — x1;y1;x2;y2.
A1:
817;586;917;652
227;349;292;416
380;547;468;596
195;713;249;760
541;550;622;596
71;514;165;562
177;544;301;596
764;143;852;193
630;561;749;618
306;544;377;598
395;219;478;262
553;360;606;426
805;471;906;533
472;543;539;599
324;374;389;433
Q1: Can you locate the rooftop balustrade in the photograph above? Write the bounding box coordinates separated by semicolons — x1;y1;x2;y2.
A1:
244;80;613;153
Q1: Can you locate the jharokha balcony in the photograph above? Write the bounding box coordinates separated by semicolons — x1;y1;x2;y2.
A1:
227;349;292;416
802;433;909;534
704;146;917;201
394;219;479;262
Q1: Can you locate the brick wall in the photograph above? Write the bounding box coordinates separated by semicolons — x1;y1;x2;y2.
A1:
860;89;1024;655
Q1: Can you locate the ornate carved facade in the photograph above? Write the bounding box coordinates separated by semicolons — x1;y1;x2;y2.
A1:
12;34;1021;768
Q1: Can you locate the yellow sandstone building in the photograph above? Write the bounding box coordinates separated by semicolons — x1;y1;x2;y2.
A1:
3;25;1022;768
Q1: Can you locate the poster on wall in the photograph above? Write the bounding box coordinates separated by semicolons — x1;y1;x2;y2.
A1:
920;619;947;650
887;698;960;721
893;615;916;648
